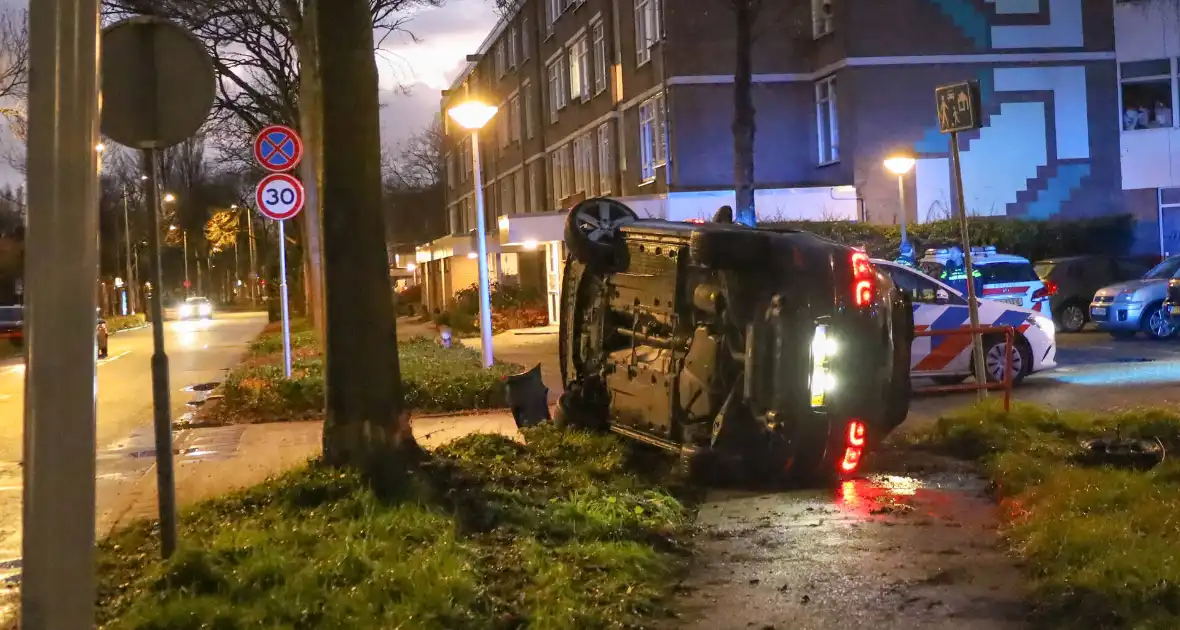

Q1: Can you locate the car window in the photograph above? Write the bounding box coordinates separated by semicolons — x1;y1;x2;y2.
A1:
0;307;21;323
918;261;944;278
1034;262;1056;280
888;266;958;305
1116;259;1153;279
976;262;1039;284
1144;256;1180;280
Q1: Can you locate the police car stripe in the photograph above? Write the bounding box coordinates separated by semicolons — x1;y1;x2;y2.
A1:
927;306;971;349
993;309;1029;330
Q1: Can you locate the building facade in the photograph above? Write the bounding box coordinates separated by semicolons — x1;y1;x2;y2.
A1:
420;0;1136;320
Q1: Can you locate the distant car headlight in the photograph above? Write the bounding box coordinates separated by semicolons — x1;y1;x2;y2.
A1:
1028;314;1054;336
199;304;212;316
179;305;193;317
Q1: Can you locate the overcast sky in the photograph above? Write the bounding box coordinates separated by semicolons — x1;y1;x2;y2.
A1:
0;0;498;187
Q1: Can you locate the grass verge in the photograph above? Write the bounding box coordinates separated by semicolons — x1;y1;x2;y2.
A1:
95;426;692;629
106;313;147;332
217;319;523;421
901;402;1180;629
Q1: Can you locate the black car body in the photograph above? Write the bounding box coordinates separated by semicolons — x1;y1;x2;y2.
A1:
1035;256;1155;333
0;305;108;357
556;199;912;482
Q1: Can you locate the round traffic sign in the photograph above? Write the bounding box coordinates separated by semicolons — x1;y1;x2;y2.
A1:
253;125;304;172
255;173;305;221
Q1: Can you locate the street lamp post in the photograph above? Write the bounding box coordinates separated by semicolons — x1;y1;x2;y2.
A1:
883;155;917;253
447;100;499;369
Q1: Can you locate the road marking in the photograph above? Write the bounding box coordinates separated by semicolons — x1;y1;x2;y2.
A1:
100;350;131;365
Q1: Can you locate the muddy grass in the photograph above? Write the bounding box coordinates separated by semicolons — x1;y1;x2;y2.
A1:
903;401;1180;629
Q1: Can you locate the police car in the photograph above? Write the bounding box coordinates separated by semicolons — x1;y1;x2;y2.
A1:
918;246;1054;313
875;259;1057;385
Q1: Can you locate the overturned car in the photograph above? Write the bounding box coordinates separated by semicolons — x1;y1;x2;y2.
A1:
554;198;913;482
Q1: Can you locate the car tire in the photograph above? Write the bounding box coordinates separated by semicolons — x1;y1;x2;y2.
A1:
976;335;1031;385
1055;302;1087;333
563;197;637;272
552;388;607;432
1141;304;1176;340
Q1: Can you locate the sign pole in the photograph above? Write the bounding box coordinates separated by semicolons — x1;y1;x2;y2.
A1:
278;218;292;378
23;0;100;624
949;132;988;397
935;80;988;395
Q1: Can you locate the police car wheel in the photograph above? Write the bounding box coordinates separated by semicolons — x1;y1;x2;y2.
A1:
979;337;1030;385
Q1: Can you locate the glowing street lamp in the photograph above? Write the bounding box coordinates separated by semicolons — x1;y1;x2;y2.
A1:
447;100;499;368
163;192;176;203
883;155;917;252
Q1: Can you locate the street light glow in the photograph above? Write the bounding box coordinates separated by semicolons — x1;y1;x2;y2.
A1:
169;225;178;231
163;193;176;203
447;101;498;131
95;143;105;152
883;155;916;176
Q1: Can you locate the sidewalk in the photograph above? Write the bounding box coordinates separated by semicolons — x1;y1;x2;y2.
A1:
101;412;522;536
463;326;562;403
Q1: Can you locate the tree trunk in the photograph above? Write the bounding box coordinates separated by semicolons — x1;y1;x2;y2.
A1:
733;0;757;227
316;0;421;478
297;0;327;347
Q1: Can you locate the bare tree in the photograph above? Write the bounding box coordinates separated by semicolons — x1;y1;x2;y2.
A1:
0;7;29;175
383;119;443;190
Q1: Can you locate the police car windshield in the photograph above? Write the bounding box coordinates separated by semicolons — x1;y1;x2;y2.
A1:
1144;257;1180;280
976;262;1039;284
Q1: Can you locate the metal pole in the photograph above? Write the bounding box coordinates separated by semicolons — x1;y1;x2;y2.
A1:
949;131;987;396
470;129;494;368
23;0;100;625
248;213;258;306
278;219;292;377
182;230;189;294
897;173;909;249
143;148;178;555
123;188;135;312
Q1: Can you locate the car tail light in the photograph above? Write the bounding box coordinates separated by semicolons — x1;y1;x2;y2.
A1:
851;251;874;307
1031;281;1057;302
840;420;867;474
685;218;705;224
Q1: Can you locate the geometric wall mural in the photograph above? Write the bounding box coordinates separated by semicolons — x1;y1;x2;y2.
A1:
912;0;1090;221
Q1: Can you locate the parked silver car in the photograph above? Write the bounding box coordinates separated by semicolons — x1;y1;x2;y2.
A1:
1090;255;1180;340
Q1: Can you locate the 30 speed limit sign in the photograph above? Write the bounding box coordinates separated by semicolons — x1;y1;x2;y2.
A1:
255;172;305;220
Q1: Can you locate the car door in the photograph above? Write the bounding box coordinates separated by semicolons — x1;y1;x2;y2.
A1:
884;264;973;375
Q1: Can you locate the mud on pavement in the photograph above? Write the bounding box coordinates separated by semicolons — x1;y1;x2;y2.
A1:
665;448;1032;630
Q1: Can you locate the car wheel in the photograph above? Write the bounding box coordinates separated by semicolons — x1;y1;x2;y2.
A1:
1142;304;1176;340
1055;303;1086;333
978;336;1031;385
563;197;637;271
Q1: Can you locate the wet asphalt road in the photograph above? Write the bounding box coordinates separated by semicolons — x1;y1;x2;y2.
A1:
0;312;267;566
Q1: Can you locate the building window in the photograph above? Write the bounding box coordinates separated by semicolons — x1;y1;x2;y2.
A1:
1121;59;1173;130
572;134;588;194
597;122;612;195
498;105;509;149
635;0;657;65
522;17;531;60
812;0;833;38
527;161;540;212
514;170;525;214
592;21;607;95
639;93;666;182
569;36;590;102
561;144;574;198
547;58;563;122
461;139;471;182
508;26;518;69
523;82;536;138
546;0;559;35
815;75;839;163
446;153;456;189
550;149;565;205
496;41;506;76
509;94;521;142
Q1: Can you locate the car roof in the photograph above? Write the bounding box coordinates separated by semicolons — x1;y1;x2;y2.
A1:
873;258;1040;315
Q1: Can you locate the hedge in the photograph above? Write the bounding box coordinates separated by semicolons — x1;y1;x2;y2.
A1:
768;214;1137;262
105;313;147;332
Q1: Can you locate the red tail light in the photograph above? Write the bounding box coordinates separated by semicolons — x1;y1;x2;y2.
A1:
685;218;705;224
851;251;874;307
840;420;867;474
1031;281;1057;302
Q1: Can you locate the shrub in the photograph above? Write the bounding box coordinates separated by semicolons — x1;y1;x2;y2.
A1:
220;334;523;421
770;214;1137;262
395;284;423;316
105;313;146;332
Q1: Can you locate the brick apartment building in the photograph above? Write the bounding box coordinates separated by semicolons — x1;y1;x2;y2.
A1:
416;0;1135;321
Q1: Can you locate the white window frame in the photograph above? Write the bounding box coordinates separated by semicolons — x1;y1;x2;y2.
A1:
523;81;536;138
815;75;839;164
496;41;506;76
812;0;834;38
522;17;531;60
508;26;518;69
639;93;666;183
561;144;574;199
592;21;607;95
572;134;588;194
635;0;655;66
514;170;525;214
597;122;612;195
547;59;563;122
498;104;509;149
569;36;590;102
1119;58;1177;132
546;0;560;35
528;162;539;212
509;94;521;142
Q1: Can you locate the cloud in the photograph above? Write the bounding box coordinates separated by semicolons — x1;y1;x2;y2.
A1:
376;0;498;92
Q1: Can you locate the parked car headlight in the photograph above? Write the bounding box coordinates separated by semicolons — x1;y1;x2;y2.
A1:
178;304;193;317
1117;291;1138;303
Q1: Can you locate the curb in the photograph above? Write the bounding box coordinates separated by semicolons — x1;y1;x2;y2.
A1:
109;323;149;335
